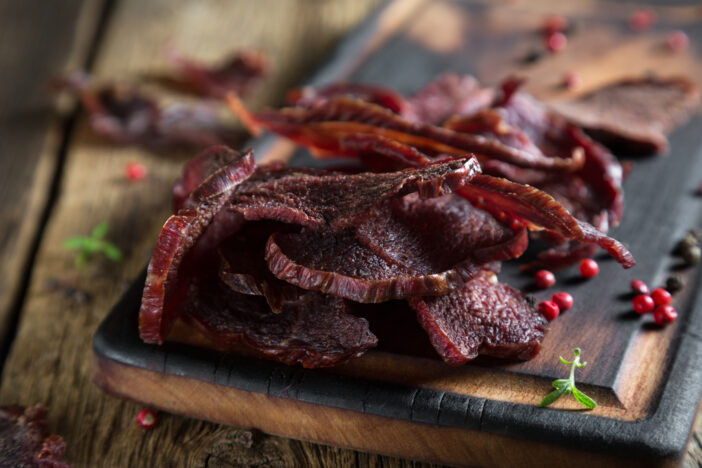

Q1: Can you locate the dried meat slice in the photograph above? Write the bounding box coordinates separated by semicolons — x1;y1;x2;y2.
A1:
0;405;71;468
167;49;268;99
287;82;410;114
409;270;547;365
182;275;377;368
265;195;528;303
228;94;582;171
139;149;255;344
405;72;495;125
551;76;700;155
51;73;241;149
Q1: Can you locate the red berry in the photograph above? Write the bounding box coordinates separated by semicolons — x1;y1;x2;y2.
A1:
538;300;560;321
546;32;567;53
551;292;573;311
563;71;582;90
544;14;568;35
630;279;650;295
666;31;689;52
633;294;655;315
653;305;677;325
137;408;158;429
579;259;599;278
629;10;657;32
510;218;524;231
534;269;556;289
125;162;147;181
651;288;672;306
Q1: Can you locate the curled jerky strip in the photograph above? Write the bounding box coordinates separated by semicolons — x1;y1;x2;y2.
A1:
228;94;583;172
139;148;255;344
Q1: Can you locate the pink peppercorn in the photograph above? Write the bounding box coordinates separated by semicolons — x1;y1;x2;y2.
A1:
651;288;672;306
538;300;560;321
666;31;689;52
551;292;573;311
630;279;650;295
579;259;599;278
629;10;657;32
653;305;677;325
563;71;582;90
535;269;556;289
544;14;568;35
137;408;158;429
125;162;147;181
546;32;567;53
633;295;655;315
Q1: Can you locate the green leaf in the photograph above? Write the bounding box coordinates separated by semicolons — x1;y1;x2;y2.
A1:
559;356;572;365
572;387;597;410
573;348;581;358
91;221;111;240
540;386;567;407
552;379;569;390
101;242;123;262
75;251;90;268
63;237;90;250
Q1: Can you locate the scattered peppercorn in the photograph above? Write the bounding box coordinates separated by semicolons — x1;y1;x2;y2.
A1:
534;269;556;289
551;292;573;311
629;9;657;32
633;295;655;315
682;245;701;266
546;32;567;53
563;71;582;90
510;219;524;231
665;275;685;293
125;161;147;181
538;300;560;321
651;288;672;306
675;233;698;256
653;305;677;326
579;259;599;278
630;279;650;295
521;49;544;65
137;408;158;429
666;31;689;52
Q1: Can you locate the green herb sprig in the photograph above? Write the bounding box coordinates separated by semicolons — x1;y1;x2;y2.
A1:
63;221;123;268
540;348;597;410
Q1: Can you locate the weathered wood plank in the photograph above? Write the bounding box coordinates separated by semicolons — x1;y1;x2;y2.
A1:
0;0;106;354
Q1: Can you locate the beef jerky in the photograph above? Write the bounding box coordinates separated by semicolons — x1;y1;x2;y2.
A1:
140;148;255;344
405;72;495;125
51;73;241;149
287;82;410;115
182;274;377;368
141;154;481;343
265;195;528;303
551;76;700;155
0;405;71;468
167;49;268;99
409;270;547;365
227;94;582;171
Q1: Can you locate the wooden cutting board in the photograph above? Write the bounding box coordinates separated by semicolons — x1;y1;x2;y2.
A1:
93;1;702;466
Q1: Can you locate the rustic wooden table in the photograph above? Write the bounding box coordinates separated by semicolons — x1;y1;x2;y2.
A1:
1;0;701;467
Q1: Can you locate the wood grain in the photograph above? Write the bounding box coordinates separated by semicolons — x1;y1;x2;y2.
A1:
0;0;106;355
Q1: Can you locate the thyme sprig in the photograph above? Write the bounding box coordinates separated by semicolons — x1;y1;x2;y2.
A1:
63;221;123;268
540;348;597;410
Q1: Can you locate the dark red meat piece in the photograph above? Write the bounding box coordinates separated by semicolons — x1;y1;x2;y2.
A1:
228;94;583;171
287;82;410;115
0;405;71;468
409;270;547;365
405;72;495;125
140;148;255;344
51;73;241;149
167;49;268;99
265;194;527;303
182;274;377;368
551;76;700;155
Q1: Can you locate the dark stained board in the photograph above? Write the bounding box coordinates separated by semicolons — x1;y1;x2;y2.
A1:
94;1;702;466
